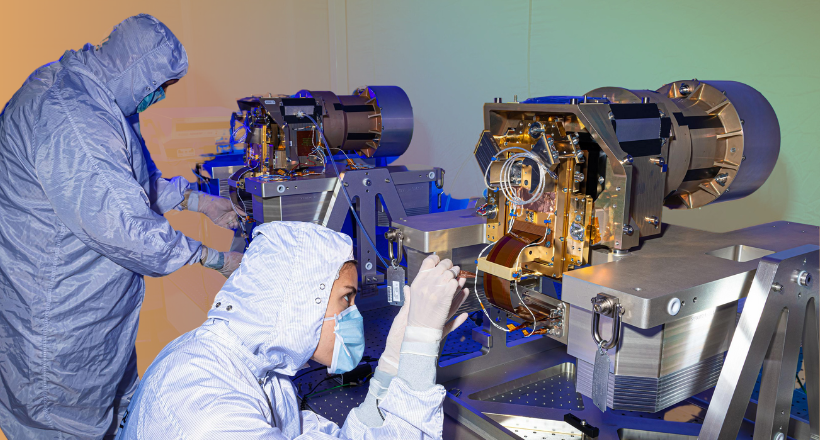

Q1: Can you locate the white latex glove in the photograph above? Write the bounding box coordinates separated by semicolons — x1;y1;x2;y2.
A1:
187;191;244;230
379;281;469;376
406;255;470;332
377;298;409;376
200;247;244;278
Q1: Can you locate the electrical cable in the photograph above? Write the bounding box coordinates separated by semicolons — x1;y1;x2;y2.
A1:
296;112;389;268
292;366;327;383
471;207;550;337
305;383;353;399
797;373;807;393
483;146;551;207
300;375;337;411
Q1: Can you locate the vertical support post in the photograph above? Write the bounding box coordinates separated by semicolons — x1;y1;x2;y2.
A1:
321;168;409;286
699;245;819;440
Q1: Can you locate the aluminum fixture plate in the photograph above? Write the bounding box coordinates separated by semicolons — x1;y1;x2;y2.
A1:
562;221;820;328
235;165;441;199
392;208;489;253
208;164;248;179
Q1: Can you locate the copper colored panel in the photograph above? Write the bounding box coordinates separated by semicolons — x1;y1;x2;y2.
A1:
483;273;513;311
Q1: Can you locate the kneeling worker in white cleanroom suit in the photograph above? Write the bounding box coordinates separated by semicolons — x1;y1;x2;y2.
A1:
116;221;470;439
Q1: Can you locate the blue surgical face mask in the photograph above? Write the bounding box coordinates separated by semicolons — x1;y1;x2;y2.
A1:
325;305;365;374
136;86;166;113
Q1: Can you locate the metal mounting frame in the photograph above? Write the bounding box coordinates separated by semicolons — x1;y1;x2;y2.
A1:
699;244;819;440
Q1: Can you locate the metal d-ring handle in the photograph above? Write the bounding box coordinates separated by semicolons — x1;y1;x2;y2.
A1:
384;228;403;267
591;294;624;351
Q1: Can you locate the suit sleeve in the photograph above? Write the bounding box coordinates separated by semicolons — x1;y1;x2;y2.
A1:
34;88;202;277
126;113;191;215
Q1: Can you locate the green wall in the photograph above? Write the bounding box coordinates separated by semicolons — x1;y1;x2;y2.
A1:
342;0;820;231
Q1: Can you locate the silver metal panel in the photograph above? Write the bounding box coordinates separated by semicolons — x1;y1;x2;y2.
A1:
562;221;820;328
569;302;737;379
393;209;489;253
485;414;583;439
387;165;441;185
209;164;247;179
699;245;820;439
238;166;439;199
658;302;736;377
468;362;584;411
576;354;724;413
244;175;337;198
394;182;430;213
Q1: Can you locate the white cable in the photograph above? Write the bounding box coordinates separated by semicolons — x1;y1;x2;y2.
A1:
473;202;552;337
472;241;512;333
483;146;551;209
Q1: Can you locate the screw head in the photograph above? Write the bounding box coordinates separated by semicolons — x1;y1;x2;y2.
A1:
365;262;373;270
428;171;436;179
772;282;784;293
667;297;682;316
598;176;605;185
797;271;812;287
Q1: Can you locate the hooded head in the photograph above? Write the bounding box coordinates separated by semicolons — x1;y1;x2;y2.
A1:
207;222;355;376
74;14;188;116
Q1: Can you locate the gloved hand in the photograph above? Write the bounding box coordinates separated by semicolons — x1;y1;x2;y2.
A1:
406;254;470;332
185;190;244;230
378;280;469;377
218;251;243;278
200;247;244;278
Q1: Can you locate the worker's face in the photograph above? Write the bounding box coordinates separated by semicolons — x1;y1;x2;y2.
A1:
311;263;358;366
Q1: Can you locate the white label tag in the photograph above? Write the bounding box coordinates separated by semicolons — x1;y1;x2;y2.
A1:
386;266;405;306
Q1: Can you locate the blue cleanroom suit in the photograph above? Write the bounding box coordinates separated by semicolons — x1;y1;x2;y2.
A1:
0;14;203;439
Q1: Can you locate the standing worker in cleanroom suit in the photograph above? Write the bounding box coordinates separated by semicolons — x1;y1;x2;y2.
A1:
116;221;471;439
0;14;244;439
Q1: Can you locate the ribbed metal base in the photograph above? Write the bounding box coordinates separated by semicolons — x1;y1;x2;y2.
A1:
576;354;724;412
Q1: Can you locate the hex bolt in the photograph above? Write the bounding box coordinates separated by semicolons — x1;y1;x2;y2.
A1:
772;282;783;293
645;216;660;228
623;225;634;235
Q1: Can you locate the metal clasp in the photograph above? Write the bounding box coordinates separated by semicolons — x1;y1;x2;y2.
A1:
591;293;624;350
384;228;404;268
